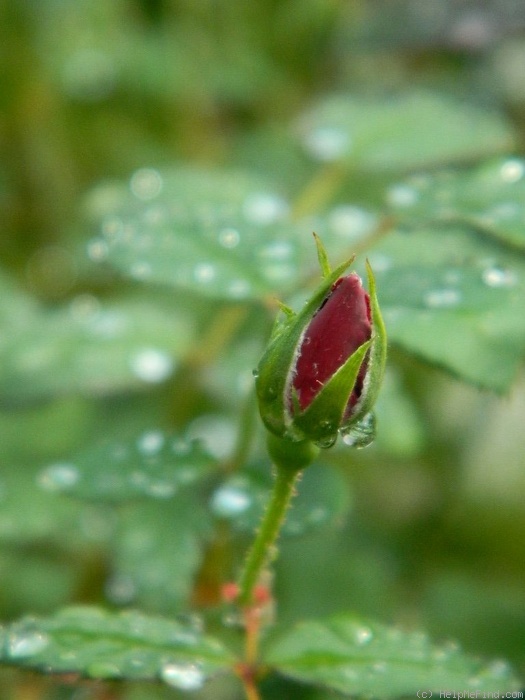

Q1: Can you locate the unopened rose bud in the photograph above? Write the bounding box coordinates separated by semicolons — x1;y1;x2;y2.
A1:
255;240;386;449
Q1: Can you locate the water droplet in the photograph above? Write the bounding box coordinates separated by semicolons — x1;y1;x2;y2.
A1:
487;201;520;220
304;126;350;162
341;412;376;449
485;659;512;677
355;626;373;645
161;662;205;691
367;253;392;273
210;483;252;518
259;240;294;261
243;193;289;225
227;278;251;299
143;203;168;226
261;262;296;282
90;310;128;338
423;288;462;308
8;629;50;658
105;573;137;605
129;348;174;383
372;661;388;673
137;430;165;455
87;239;108;261
193;262;217;284
386;184;419;207
101;215;124;239
328;205;376;239
315;434;337;449
130;168;163;200
481;266;517;288
218;227;240;249
69;294;101;321
500;158;525;183
306;506;327;524
130;261;152;280
186;414;236;460
145;480;177;499
38;463;79;492
171;438;191;456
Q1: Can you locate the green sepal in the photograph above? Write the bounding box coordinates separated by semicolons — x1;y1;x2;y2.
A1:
291;340;371;445
342;260;387;430
255;254;356;439
313;232;332;278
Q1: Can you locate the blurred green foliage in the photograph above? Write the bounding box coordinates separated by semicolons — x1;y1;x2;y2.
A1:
1;0;525;698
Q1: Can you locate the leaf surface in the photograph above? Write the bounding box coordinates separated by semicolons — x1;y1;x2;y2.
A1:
265;614;521;697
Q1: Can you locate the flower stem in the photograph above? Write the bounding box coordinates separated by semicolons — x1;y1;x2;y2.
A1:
237;465;300;607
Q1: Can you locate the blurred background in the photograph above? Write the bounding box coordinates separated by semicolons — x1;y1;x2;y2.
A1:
1;1;525;698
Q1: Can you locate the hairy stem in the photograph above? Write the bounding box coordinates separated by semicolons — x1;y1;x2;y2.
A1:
237;465;300;607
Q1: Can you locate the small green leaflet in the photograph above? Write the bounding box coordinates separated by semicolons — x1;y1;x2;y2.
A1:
264;614;522;698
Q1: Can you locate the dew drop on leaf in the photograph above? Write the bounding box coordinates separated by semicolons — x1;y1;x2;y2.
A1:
129;348;174;383
136;430;165;455
210;483;252;518
303;126;350;162
328;205;377;240
160;662;205;691
104;573;137;606
130;168;163;200
227;278;251;299
87;239;109;261
218;227;240;249
8;629;50;658
481;266;517;288
355;626;373;645
193;262;217;284
499;158;525;183
130;261;152;280
386;183;419;207
37;463;80;492
423;288;462;308
242;193;289;225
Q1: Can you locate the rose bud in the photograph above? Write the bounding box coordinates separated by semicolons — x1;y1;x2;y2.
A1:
255;238;386;448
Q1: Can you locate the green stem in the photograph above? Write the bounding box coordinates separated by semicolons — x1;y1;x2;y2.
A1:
237;465;300;607
237;435;319;607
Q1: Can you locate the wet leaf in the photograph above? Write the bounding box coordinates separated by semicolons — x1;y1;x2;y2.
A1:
0;295;193;401
363;226;525;392
85;165;379;300
386;157;525;250
37;430;218;502
0;607;234;687
108;499;211;612
265;614;522;698
296;92;514;171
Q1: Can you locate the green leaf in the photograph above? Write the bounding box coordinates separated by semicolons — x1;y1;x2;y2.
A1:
37;430;218;502
296;92;515;171
109;498;211;612
364;226;525;392
209;463;351;537
0;607;235;688
85;165;379;301
386;157;525;250
0;295;194;401
264;614;522;698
